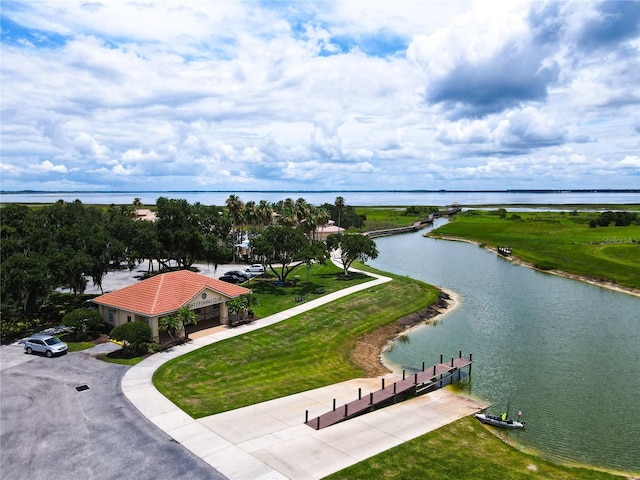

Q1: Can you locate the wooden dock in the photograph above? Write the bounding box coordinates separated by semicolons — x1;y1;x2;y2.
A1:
305;352;472;430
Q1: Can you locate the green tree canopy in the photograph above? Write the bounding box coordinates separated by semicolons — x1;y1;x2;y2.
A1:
326;233;379;275
250;225;310;283
62;308;105;337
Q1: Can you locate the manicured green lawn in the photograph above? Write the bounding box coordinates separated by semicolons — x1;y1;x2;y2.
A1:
246;262;372;317
324;416;621;480
153;265;438;418
429;210;640;290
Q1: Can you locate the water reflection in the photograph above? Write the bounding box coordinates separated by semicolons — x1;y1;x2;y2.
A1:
369;227;640;473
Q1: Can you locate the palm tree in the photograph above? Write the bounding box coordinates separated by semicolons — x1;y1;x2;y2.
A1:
257;200;273;227
314;208;331;242
159;314;182;342
173;305;197;340
334;196;345;228
277;198;297;227
226;195;245;262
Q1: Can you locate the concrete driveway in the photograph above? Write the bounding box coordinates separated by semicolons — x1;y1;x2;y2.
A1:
0;345;226;480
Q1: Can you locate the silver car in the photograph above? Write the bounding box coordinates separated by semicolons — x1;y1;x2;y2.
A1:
23;334;68;357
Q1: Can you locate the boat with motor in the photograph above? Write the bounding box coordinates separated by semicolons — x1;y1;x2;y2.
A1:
475;412;525;429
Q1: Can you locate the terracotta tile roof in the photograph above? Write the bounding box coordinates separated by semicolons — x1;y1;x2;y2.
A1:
93;270;251;316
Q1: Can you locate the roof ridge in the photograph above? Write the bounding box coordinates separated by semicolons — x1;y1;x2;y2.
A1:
151;273;166;314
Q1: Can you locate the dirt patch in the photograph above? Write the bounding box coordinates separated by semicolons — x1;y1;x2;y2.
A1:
351;290;453;377
92;334;109;345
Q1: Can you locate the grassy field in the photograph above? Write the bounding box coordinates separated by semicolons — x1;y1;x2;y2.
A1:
246;262;372;317
325;416;621;480
153;264;438;418
428;209;640;291
355;206;428;231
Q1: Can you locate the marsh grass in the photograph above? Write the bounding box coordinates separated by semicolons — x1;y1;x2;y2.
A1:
430;210;640;290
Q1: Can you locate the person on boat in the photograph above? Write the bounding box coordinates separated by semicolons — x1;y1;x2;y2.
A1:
501;412;507;421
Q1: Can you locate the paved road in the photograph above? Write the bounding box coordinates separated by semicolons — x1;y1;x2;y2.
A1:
0;345;226;480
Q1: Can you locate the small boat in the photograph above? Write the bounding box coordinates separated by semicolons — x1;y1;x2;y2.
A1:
475;412;525;429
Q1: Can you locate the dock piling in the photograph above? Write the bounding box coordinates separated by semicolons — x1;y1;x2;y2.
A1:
305;352;473;430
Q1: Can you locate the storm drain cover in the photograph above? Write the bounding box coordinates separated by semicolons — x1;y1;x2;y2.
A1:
75;384;90;392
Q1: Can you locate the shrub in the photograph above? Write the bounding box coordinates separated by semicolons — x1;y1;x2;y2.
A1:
62;308;105;340
110;322;152;354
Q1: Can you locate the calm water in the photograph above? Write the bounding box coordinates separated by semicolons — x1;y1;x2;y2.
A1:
1;190;638;207
368;222;640;472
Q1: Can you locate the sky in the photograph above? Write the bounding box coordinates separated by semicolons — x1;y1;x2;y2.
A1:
1;0;639;192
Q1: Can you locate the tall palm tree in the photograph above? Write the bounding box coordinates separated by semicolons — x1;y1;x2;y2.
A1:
334;196;345;228
257;200;273;227
315;208;331;242
226;195;245;262
277;198;297;227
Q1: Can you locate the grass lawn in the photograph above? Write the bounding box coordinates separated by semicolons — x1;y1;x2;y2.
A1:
153;264;438;418
429;209;640;291
355;206;425;232
324;416;621;480
246;262;373;317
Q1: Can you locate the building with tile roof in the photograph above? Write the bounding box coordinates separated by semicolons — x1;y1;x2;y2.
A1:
93;270;251;341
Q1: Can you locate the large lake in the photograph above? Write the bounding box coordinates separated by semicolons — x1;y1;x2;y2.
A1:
1;190;638;207
369;221;640;473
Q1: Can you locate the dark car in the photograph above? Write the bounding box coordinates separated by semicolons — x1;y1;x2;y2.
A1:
226;270;250;281
219;273;245;284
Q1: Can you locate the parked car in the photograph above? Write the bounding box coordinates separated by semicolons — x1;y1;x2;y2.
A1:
219;273;246;284
226;270;250;281
245;264;265;276
23;334;68;357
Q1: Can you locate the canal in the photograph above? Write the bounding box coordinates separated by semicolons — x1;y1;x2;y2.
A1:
368;221;640;473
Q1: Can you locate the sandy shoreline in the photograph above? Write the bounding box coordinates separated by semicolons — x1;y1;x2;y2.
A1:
350;287;463;377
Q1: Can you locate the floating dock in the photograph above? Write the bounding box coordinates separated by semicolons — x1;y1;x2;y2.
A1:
305;352;472;430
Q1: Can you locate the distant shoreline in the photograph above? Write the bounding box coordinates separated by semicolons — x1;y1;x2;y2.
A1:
2;188;639;194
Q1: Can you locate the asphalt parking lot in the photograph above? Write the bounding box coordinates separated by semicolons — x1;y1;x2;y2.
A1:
0;345;226;480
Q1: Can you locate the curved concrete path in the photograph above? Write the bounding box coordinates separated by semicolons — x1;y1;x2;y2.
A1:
121;265;486;480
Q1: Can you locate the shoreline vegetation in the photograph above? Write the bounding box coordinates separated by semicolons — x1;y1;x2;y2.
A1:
424;208;640;297
434;235;640;298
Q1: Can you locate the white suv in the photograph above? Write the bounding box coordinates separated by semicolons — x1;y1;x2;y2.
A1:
245;264;265;276
24;334;68;357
